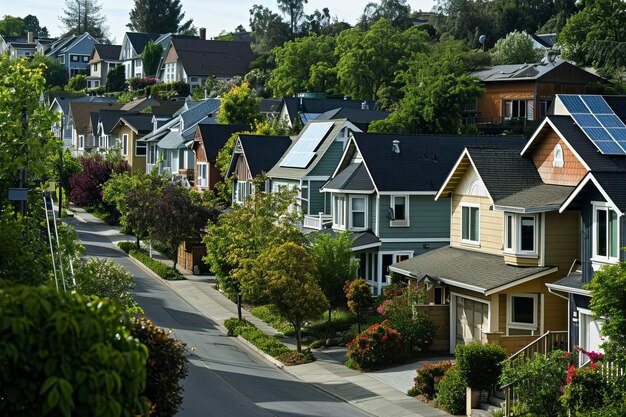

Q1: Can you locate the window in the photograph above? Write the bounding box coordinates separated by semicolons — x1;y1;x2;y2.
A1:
165;63;176;82
390;195;409;227
135;141;146;156
235;180;251;203
93;63;98;72
553;144;564;168
593;203;619;261
71;55;79;62
82;56;89;62
122;134;128;156
464;97;477;112
507;294;538;335
333;195;345;229
58;55;65;64
504;99;534;120
350;196;367;230
504;214;538;256
461;205;479;244
148;144;157;164
197;163;208;188
78;135;84;150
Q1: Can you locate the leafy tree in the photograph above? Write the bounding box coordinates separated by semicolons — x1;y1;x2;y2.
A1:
141;40;163;77
310;231;358;334
249;5;290;54
130;317;188;417
301;7;332;35
370;40;485;134
216;82;262;125
23;14;49;38
66;74;87;91
277;0;308;37
60;0;110;41
358;0;413;30
269;34;338;96
74;258;137;308
28;53;68;88
69;152;131;209
106;64;127;92
0;15;24;36
127;0;194;34
345;278;373;333
245;242;328;352
149;183;216;270
0;285;150;416
491;30;544;65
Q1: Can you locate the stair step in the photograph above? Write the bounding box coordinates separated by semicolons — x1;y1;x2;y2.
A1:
471;409;493;417
480;403;502;413
489;396;505;406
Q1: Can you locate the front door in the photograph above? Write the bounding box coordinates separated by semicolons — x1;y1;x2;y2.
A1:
455;296;489;346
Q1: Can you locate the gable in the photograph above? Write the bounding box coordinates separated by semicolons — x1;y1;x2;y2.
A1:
164;44;178;65
530;127;588;186
456;165;489;198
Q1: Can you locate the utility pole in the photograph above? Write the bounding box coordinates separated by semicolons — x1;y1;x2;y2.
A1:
18;107;28;217
58;115;64;215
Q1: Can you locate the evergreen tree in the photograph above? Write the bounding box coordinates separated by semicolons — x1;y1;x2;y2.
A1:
60;0;109;41
127;0;194;34
141;40;163;77
23;15;49;38
277;0;308;37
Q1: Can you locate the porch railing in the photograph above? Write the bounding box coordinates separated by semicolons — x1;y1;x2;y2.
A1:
303;213;332;230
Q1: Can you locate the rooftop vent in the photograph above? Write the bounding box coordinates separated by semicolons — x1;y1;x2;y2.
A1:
361;101;369;110
392;139;400;154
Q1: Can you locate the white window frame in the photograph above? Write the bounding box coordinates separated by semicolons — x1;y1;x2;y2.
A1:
504;213;538;257
390;195;409;227
592;201;620;264
349;195;368;231
197;162;208;188
78;135;84;150
460;203;480;245
235;180;251;204
122;134;129;156
333;194;346;230
504;99;534;121
507;294;538;335
553;144;564;168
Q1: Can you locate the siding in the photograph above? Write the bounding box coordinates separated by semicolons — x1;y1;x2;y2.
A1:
544;210;580;272
378;195;450;239
308;141;345;177
531;129;588;186
450;194;502;255
477;81;535;121
308;180;326;215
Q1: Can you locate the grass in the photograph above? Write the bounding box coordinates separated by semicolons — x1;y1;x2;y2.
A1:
117;243;184;281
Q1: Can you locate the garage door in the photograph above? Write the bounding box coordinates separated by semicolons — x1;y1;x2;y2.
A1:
456;296;489;345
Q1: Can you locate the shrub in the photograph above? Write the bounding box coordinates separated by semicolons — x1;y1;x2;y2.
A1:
250;304;291;333
435;365;466;415
118;241;135;254
408;361;453;400
278;348;315;366
562;363;609;415
130;317;187;417
310;340;325;349
74;258;137;308
347;320;402;370
67;74;87;91
69;152;130;208
455;342;507;390
128;77;157;91
129;248;184;281
224;317;252;336
150;82;190;100
345;278;373;333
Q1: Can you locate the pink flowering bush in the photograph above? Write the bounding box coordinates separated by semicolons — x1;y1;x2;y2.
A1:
561;348;610;414
347;320;402;370
407;361;453;399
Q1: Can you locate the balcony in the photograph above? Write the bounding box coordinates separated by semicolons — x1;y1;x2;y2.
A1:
303;213;333;230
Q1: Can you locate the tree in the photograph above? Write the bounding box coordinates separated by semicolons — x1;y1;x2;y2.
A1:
277;0;308;37
345;278;373;333
216;82;262;125
491;30;543;65
246;242;328;352
0;285;150;416
127;0;194;34
310;231;358;334
141;40;163;77
106;64;126;92
74;258;137;308
370;40;485;134
0;15;24;36
130;317;188;417
249;5;290;54
60;0;110;41
358;0;412;30
23;15;49;38
69;152;131;209
28;53;68;88
66;74;87;91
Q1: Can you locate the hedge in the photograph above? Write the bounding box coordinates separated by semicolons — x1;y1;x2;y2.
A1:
128;247;184;281
117;241;135;254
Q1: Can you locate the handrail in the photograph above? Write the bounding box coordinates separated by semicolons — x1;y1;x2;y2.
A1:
509;330;567;362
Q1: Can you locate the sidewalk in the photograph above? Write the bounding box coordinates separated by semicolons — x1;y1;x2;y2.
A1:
70;205;453;417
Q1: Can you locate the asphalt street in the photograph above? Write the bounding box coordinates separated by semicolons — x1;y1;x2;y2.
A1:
72;217;372;417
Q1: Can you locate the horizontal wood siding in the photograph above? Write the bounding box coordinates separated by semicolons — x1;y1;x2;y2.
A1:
545;210;580;273
309;141;345;177
531;129;588;186
450;194;502;255
378;195;450;239
308;180;326;215
477;81;535;121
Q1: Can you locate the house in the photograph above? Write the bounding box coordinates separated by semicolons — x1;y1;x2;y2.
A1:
0;32;37;58
45;33;99;78
320;132;527;297
66;101;121;154
278;97;377;128
119;32;160;79
110;114;154;172
156;35;254;88
49;95;117;148
315;107;389;132
94;109;126;151
86;44;121;89
226;135;293;204
142;98;221;181
267;119;361;230
467;59;605;132
517;94;626;362
192;123;250;192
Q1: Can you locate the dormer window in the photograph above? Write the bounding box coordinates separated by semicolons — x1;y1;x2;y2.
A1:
504;214;538;256
553;144;564;168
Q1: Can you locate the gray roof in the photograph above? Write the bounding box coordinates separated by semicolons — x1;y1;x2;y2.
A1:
125;32;160;56
169;37;254;78
323;163;374;191
546;272;587;293
316;229;380;249
93;44;121;61
471;59;601;83
238;135;293;177
51;96;117;115
158;130;186;149
316;107;389;130
494;183;575;211
530;33;557;48
391;246;555;294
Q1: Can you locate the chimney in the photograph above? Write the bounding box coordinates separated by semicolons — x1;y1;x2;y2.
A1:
27;31;33;43
199;28;206;40
361;101;369;110
392;139;400;154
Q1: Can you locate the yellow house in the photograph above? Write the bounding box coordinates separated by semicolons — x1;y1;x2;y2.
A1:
110;114;153;173
391;145;578;354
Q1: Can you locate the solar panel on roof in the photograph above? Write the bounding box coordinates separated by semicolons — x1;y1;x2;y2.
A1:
280;121;335;168
560;95;589;113
581;95;613;114
572;113;601;128
592;140;625;154
280;151;315;168
597;114;626;128
607;128;626;142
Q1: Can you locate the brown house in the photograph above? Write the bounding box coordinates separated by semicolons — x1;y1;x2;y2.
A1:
468;59;605;131
68;101;121;154
110;114;153;173
192;124;250;192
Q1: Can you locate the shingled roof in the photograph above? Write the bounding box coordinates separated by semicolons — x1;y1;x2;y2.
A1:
169;38;254;78
236;135;292;178
195;124;250;162
69;102;122;134
93;44;121;61
125;32;159;55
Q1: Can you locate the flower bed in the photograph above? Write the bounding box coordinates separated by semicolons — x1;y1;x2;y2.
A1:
117;243;184;281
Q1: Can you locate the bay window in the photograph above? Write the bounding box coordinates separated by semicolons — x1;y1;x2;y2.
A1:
504;213;538;256
350;196;367;231
333;195;345;229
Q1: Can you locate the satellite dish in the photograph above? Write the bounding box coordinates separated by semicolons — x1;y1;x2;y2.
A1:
479;34;486;45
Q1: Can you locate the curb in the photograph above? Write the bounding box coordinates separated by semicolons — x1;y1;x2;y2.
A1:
236;335;285;369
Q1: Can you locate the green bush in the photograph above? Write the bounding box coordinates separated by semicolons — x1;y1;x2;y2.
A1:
346;320;402;370
74;258;137;308
150;82;189;100
224;317;252;336
67;74;87;91
310;340;325;349
250;304;292;333
117;241;136;254
408;361;453;400
128;77;157;91
130;316;188;417
130;248;184;281
562;363;610;415
456;342;507;390
435;365;466;415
